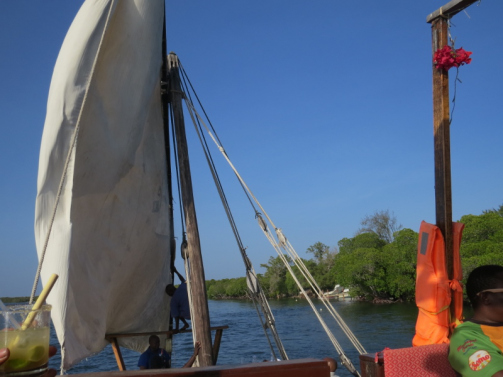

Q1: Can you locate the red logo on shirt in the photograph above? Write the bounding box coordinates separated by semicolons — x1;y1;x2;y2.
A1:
457;339;477;353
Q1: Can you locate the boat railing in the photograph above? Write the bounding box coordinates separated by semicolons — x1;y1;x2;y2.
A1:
69;358;332;377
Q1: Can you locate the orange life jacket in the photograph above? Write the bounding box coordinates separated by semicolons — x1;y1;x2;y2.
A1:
412;221;464;346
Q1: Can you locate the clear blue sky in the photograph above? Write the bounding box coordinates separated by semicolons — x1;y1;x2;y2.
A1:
0;1;501;297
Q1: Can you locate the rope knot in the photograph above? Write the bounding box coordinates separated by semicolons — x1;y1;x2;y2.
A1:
449;279;463;292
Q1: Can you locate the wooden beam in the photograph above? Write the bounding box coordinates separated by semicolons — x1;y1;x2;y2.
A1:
211;328;224;364
110;337;126;371
105;326;228;339
427;0;479;23
71;358;330;377
431;17;457;334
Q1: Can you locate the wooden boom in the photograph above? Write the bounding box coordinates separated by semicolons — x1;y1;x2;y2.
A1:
427;0;480;23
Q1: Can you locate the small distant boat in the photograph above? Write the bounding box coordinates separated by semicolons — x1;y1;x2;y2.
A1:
323;285;350;299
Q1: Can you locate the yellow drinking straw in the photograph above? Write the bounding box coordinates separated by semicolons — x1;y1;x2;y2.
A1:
21;274;58;330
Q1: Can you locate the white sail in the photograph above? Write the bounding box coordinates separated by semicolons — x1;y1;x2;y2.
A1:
34;0;171;369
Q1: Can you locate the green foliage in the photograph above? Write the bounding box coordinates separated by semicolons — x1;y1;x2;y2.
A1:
206;278;249;299
260;255;291;298
306;242;330;264
225;277;248;297
205;204;503;303
338;232;386;254
0;297;34;303
333;229;417;301
304;243;337;290
380;229;418;300
482;204;503;217
460;212;503;244
332;246;386;299
458;210;503;282
285;266;301;296
284;259;318;295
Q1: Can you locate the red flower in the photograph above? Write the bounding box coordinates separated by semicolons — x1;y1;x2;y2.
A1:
434;46;472;71
454;48;472;66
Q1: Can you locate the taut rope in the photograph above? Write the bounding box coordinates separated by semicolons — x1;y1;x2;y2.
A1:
177;61;365;376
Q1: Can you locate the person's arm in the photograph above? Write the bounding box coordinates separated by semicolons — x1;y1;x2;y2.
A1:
492;371;503;377
138;352;148;370
182;341;201;368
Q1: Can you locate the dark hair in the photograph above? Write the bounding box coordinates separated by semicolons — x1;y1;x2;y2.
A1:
148;334;160;343
165;284;176;296
466;265;503;309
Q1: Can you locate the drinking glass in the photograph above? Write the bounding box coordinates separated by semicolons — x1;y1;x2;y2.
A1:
0;305;51;377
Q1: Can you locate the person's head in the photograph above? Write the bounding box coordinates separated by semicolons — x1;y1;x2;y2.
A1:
165;284;176;297
148;335;160;352
466;265;503;320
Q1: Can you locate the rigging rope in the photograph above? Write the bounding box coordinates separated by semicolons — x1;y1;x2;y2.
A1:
169;105;186;233
177;63;365;376
182;242;200;367
178;62;259;214
176;67;289;361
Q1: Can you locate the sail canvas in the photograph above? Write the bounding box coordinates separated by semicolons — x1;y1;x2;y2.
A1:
34;0;171;369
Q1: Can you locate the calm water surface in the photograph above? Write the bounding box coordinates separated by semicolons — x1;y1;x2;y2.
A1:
49;299;422;376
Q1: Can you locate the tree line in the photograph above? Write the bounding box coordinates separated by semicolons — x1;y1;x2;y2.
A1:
206;205;503;302
6;206;500;302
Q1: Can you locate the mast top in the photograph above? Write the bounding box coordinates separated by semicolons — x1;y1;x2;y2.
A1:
167;52;180;69
426;0;479;23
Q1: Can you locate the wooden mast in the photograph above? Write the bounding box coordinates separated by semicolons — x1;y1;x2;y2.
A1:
427;0;478;333
160;12;177;356
167;52;214;367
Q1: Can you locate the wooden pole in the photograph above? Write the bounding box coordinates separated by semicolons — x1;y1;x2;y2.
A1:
427;0;478;339
167;52;214;367
160;13;176;355
431;17;455;328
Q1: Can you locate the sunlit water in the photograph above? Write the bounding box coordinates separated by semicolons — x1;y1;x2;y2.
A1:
48;299;423;376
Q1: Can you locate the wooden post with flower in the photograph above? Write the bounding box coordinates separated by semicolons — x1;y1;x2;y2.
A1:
427;0;475;337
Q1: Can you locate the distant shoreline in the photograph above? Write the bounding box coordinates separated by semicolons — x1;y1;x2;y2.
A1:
0;297;35;303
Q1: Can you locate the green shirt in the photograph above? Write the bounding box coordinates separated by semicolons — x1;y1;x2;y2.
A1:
449;320;503;376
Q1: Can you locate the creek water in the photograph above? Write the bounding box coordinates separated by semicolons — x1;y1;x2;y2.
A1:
49;298;422;376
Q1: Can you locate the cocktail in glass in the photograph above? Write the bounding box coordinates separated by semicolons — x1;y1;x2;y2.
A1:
0;305;51;377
